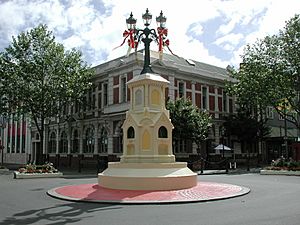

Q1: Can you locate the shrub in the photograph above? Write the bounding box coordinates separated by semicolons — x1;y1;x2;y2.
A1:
268;156;300;171
18;162;58;173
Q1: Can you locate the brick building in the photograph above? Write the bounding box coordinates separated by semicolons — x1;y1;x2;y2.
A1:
6;51;297;168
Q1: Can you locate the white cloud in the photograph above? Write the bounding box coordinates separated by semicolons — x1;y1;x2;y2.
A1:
63;35;85;49
189;23;204;37
215;33;244;46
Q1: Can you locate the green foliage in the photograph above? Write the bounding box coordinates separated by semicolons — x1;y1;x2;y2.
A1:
223;110;270;142
269;156;300;171
166;98;212;146
0;24;93;125
1;24;93;119
226;14;300;129
0;24;94;163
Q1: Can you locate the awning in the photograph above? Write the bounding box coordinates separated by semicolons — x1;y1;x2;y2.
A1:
214;144;231;151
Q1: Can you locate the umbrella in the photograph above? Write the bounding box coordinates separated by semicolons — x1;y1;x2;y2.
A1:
214;144;231;151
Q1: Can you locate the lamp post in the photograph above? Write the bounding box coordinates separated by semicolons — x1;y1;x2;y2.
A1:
125;9;167;74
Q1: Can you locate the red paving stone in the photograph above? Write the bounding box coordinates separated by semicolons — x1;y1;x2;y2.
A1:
48;182;250;204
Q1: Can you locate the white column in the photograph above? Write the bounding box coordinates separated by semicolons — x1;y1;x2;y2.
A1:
14;118;17;153
9;117;13;152
94;125;98;154
191;81;196;105
3;119;7;152
19;116;23;153
215;87;219;119
108;77;113;105
169;76;175;101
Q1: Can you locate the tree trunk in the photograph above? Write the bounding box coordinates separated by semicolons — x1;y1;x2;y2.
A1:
33;115;45;165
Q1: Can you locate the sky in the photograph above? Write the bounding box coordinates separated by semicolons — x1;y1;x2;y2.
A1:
0;0;300;68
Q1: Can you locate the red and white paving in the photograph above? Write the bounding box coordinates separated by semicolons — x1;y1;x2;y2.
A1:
47;182;250;204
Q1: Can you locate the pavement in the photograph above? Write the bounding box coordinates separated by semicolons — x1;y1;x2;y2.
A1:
199;167;263;175
2;163;263;177
1;169;300;225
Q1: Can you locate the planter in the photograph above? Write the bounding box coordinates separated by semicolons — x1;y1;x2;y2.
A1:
260;169;300;176
14;171;63;179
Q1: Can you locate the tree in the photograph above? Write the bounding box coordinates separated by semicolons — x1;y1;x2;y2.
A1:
223;110;270;153
166;98;212;151
226;14;300;130
0;24;94;164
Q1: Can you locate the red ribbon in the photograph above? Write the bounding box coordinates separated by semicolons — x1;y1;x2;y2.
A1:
157;27;168;52
115;26;177;58
113;29;137;50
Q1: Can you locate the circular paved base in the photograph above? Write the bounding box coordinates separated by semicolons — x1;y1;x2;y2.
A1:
47;182;250;204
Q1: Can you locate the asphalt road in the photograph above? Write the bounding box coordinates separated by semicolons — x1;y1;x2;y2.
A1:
0;171;299;225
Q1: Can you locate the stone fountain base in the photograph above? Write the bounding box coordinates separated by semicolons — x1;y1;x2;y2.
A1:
98;162;197;190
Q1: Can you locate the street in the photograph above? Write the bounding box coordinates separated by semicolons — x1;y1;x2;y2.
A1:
0;171;299;225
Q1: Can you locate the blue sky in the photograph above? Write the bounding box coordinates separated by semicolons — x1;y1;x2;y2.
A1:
0;0;300;68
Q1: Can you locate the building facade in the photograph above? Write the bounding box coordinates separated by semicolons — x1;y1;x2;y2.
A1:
2;51;298;167
0;115;31;165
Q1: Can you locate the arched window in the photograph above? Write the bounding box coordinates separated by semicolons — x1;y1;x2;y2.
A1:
84;127;94;153
72;129;79;153
127;126;135;139
48;132;56;153
59;131;68;153
99;128;108;153
158;126;168;138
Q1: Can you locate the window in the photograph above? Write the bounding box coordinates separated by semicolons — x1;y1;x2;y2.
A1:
223;91;227;112
179;82;185;98
158;126;168;138
59;131;68;153
121;76;127;103
127;126;135;139
103;83;108;106
48;132;56;154
84;128;94;153
202;87;208;109
99;128;108;153
72;130;79;153
87;88;95;110
266;107;274;119
174;139;192;153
